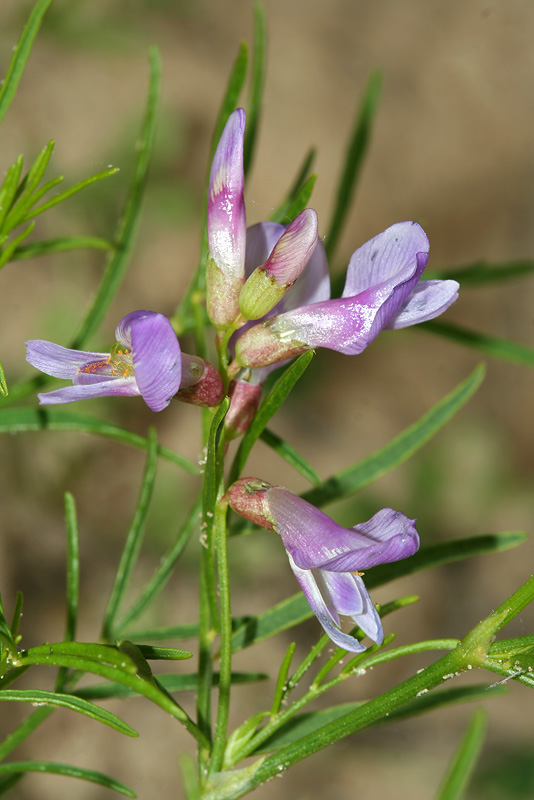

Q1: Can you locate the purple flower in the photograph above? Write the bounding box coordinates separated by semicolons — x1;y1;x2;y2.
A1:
26;311;182;412
227;479;419;652
234;221;460;368
206;108;247;328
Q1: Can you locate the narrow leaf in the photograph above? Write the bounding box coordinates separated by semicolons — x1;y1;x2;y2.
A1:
260;427;321;486
271;642;296;717
302;364;485;507
0;690;137;737
4;141;55;230
19;641;137;671
117;496;202;633
0;157;24;229
229;351;315;484
0;407;199;474
436;709;487;800
134;645;193;661
325;70;382;261
63;493;79;643
102;429;158;640
0;0;54;125
0;761;135;797
271;148;316;224
0;363;7;397
427;258;534;286
9;592;23;640
364;531;527;589
70;47;161;348
19;167;119;223
0;222;35;268
243;2;267;176
12;235;114;260
74;671;268;700
421;320;534;367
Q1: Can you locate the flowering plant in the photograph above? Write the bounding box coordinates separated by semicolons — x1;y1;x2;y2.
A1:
0;3;533;800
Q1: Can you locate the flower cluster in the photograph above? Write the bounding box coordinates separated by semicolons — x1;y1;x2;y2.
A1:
25;106;459;651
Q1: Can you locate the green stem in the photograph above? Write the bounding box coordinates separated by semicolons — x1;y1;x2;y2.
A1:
209;497;232;775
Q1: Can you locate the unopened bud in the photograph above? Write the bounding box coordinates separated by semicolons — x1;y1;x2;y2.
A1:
227;478;275;531
176;354;225;407
225;380;262;439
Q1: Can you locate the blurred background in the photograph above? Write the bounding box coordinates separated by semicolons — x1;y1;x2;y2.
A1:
0;0;533;798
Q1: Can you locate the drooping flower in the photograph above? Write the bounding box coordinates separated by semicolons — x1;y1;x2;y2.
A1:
234;221;460;368
227;479;419;652
206;108;247;329
26;310;223;411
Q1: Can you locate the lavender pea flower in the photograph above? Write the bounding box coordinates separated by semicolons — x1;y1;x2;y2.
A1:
235;221;459;368
26;310;223;411
227;479;419;652
206;107;247;329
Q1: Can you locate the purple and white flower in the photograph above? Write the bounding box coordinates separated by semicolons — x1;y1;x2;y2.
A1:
227;479;419;652
234;221;460;368
26;310;182;412
206;108;247;328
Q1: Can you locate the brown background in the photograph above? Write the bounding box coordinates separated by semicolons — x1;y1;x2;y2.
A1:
0;1;533;798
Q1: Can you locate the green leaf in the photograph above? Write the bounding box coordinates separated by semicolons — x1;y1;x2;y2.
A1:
102;430;158;641
260;427;321;486
230;531;526;650
280;173;317;225
231;593;313;653
271;148;316;224
0;222;35;269
0;407;199;474
427;258;534;286
117;496;202;633
243;2;267;176
0;761;135;797
18;168;119;224
436;709;487;800
364;531;527;589
70;47;161;349
0;690;137;737
74;671;268;700
302;363;485;507
18;641;137;671
9;592;23;641
134;645;193;661
3;141;55;232
229;351;315;485
0;363;7;397
0;774;23;795
325;70;382;261
0;0;54;126
0;157;24;230
11;236;114;260
421;320;534;367
63;493;79;644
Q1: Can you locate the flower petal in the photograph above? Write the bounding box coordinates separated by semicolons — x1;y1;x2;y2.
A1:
386;279;460;329
38;377;139;405
26;340;108;379
318;571;383;644
207;108;246;279
287;554;367;653
122;312;181;412
267;489;419;572
342;221;429;297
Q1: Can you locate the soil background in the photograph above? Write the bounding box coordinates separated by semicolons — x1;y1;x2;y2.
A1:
0;1;533;799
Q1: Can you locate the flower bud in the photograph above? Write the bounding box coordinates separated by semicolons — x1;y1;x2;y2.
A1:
227;478;275;531
238;209;318;320
176;354;225;407
224;380;262;439
206;109;247;329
